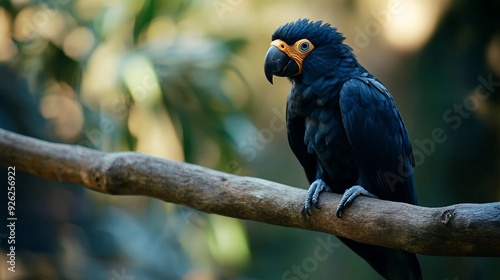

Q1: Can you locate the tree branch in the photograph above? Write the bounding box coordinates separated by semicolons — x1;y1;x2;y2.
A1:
0;128;499;256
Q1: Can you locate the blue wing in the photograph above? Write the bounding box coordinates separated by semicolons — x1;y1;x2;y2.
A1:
339;77;416;204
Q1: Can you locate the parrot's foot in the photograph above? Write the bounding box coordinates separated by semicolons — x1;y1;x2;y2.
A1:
303;179;332;216
336;185;377;218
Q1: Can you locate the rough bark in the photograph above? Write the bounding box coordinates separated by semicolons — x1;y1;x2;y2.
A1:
0;128;499;256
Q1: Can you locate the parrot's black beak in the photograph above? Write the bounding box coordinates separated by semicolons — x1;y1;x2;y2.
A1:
264;46;300;84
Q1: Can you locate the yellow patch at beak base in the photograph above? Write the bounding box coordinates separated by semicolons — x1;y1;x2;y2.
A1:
270;39;314;75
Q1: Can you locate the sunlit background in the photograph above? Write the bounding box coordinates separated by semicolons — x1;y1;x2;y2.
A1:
1;0;500;279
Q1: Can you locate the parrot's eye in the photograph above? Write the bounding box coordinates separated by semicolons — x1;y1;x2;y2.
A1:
300;42;310;52
296;39;313;54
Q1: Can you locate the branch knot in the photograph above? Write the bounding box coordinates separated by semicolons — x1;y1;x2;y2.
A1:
441;209;454;225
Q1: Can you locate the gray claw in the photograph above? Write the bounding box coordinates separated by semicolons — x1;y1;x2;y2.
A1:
336;185;377;218
304;179;332;216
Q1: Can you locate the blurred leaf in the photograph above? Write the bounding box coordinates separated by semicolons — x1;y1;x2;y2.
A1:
139;34;250;167
222;37;247;53
166;0;193;21
207;215;250;269
133;0;155;44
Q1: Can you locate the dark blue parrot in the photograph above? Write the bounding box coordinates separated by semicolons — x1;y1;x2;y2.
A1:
264;19;422;280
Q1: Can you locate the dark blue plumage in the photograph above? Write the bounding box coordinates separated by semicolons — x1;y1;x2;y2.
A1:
264;19;422;279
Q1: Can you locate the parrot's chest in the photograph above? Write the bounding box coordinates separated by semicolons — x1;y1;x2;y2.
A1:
288;83;345;145
303;106;350;157
288;83;359;187
305;107;359;188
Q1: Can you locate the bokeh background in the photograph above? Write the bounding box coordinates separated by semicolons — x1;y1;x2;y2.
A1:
1;0;500;279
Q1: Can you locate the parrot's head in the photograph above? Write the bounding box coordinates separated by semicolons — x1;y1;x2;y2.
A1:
264;19;353;85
